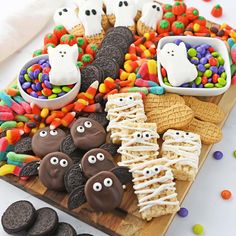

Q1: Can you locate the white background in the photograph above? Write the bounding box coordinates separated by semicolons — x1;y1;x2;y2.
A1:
0;0;236;235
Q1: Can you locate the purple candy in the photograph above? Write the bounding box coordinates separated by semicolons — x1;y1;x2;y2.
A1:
31;84;37;91
58;92;66;97
181;83;190;87
36;82;42;91
202;44;210;49
20;69;27;75
28;71;35;80
206;53;212;59
42;63;50;68
174;39;183;45
210;66;218;74
197;64;206;72
196;53;202;59
218;65;225;73
191;83;197;88
198;84;204;88
41;73;49;82
208;78;212;83
200;57;208;64
38;95;47;99
191;59;199;65
19;75;25;84
33;69;40;79
38;59;47;65
30;91;38;98
213;151;223;160
178;207;189;217
22;82;31;90
44;80;52;89
185;42;192;50
196;46;205;55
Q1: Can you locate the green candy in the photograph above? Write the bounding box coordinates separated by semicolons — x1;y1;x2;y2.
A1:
164;77;168;82
197;71;203;77
188;48;197;57
233;150;236;158
215;83;223;88
217;56;224;65
164;82;172;86
62;86;71;93
15;115;29;122
218;77;226;86
212;52;219;57
221;72;227;79
27;67;32;73
48;94;57;99
204;69;212;78
38;73;43;81
52;87;62;94
204;63;210;69
24;74;31;82
192;224;204;235
204;83;214;88
195;77;202;85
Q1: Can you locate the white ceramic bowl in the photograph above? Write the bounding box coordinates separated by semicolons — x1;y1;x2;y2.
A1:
18;55;80;110
157;36;231;96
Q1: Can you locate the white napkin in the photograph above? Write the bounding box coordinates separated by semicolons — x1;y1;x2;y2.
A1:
0;0;64;62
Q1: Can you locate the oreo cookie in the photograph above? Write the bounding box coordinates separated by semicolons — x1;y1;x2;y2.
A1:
60;135;77;156
106;26;134;46
64;163;87;193
92;56;119;79
100;143;120;156
88;112;108;127
95;45;124;67
80;65;104;92
14;136;33;154
77;234;94;236
101;32;129;54
54;222;77;236
68;186;86;210
27;207;58;236
1;200;36;234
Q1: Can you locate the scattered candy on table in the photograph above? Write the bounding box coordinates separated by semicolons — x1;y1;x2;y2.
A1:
221;189;232;200
213;151;223;160
233;150;236;158
192;224;204;235
211;4;223;18
177;207;189;217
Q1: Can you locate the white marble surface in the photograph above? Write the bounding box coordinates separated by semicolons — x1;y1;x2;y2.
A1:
0;0;236;235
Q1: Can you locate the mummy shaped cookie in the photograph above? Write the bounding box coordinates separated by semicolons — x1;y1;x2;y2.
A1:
158;42;198;87
137;2;163;36
78;1;105;44
48;44;81;86
39;152;73;191
162;129;201;181
31;127;66;158
114;0;137;33
134;0;154;21
54;7;84;36
105;93;147;144
67;168;132;211
70;117;106;150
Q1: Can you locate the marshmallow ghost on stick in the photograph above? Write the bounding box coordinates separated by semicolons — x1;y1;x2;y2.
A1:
159;42;198;87
48;44;81;86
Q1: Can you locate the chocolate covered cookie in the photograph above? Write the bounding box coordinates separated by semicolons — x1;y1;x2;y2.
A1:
32;127;66;158
81;148;116;178
70;118;106;151
39;152;73;191
1;200;36;234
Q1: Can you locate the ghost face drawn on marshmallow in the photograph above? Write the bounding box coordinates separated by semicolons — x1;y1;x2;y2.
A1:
70;118;106;150
114;0;137;27
159;42;198;87
139;2;163;29
48;44;81;86
39;152;73;191
79;2;103;36
54;7;81;31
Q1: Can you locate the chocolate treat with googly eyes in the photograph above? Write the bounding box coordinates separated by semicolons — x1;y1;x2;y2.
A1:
70;117;106;151
39;152;73;191
32;127;66;158
81;148;116;178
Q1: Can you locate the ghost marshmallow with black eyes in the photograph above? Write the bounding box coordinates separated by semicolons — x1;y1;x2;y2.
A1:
31;127;66;158
39;152;74;191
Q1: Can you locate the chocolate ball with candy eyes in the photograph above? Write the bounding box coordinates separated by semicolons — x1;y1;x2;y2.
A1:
32;127;66;158
85;171;124;212
81;148;116;178
39;152;73;191
70;118;106;150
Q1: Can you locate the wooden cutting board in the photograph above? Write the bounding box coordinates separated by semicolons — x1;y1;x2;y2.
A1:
1;83;236;236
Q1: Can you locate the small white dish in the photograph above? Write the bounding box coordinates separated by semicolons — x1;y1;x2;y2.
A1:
157;36;231;96
18;55;80;110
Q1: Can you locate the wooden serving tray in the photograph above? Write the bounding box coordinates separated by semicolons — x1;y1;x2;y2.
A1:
1;82;236;236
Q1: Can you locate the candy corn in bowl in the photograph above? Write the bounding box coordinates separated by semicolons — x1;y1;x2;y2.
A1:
18;55;81;110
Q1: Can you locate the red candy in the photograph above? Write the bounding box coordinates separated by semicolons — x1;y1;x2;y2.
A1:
44;33;58;46
202;76;208;85
31;64;42;72
42;88;52;96
209;57;217;66
53;25;68;40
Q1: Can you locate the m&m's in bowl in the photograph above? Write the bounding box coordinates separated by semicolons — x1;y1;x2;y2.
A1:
18;55;81;110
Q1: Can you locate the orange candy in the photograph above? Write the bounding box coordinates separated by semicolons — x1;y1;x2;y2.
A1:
221;190;232;200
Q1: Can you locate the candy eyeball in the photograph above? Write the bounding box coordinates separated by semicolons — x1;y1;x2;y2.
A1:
127;96;134;102
84;121;92;128
152;166;161;174
88;155;97;164
50;130;58;136
96;153;105;161
77;126;85;133
116;97;127;106
133;131;142;139
39;130;47;138
93;182;102;192
60;159;68;167
50;157;59;165
104;178;113;187
143;168;152;177
142;132;151;140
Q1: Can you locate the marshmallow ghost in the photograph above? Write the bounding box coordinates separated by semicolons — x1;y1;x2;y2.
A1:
79;1;103;36
54;7;82;31
139;2;163;30
48;44;81;86
114;0;137;28
134;0;154;12
159;42;198;87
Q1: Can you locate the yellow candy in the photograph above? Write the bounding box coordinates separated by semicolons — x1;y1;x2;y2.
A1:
39;122;45;129
40;108;49;118
139;44;146;51
99;83;107;93
147;59;157;74
0;164;15;176
17;122;24;128
120;70;130;81
31;127;38;135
